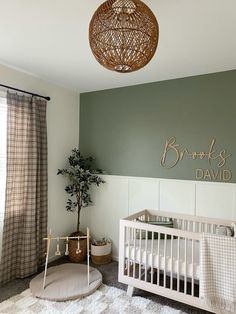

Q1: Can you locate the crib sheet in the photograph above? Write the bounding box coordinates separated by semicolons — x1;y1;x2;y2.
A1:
125;238;200;280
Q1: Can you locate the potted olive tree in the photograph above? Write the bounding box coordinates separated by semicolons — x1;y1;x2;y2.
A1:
57;149;105;262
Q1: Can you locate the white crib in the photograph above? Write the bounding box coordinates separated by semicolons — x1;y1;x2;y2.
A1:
118;209;234;313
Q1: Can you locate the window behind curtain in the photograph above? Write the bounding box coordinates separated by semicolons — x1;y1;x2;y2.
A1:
0;92;7;258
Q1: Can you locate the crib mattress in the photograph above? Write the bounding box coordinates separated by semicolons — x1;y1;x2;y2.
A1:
125;238;200;280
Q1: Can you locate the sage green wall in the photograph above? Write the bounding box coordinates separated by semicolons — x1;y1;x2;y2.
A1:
80;70;236;182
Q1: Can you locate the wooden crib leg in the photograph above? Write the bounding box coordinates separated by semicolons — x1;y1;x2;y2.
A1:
127;285;134;297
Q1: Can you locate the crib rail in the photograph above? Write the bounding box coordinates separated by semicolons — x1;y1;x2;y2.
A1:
119;217;211;311
119;220;200;288
119;210;232;312
125;209;233;234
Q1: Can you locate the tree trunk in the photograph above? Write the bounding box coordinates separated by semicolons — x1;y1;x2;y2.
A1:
77;205;81;232
77;192;82;232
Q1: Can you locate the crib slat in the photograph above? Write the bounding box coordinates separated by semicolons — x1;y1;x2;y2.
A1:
177;236;180;292
133;228;136;279
164;233;167;288
151;231;154;284
184;237;187;294
128;227;131;277
211;223;214;234
145;230;148;282
139;229;142;280
157;232;160;286
191;239;194;296
201;223;203;233
208;223;211;232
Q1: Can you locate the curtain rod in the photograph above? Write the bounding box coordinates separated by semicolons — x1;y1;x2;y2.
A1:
0;83;50;101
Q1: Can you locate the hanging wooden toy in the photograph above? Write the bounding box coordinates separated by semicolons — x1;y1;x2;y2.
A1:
65;237;69;256
55;237;61;256
76;236;81;254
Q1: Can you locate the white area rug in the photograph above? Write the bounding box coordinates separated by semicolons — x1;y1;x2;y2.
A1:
0;284;187;314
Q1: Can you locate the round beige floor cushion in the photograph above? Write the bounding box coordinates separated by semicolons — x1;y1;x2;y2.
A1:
30;263;102;301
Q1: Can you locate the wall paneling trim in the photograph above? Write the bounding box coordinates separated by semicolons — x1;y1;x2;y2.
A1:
81;175;236;260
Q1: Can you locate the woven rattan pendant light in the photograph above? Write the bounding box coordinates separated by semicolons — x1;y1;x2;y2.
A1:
89;0;159;73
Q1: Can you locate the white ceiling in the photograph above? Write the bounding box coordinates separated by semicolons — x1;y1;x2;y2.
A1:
0;0;235;93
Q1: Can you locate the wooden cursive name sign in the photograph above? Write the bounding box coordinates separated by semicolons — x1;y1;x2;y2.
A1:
160;137;232;182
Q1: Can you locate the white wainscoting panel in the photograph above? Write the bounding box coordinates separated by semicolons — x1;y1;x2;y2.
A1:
160;180;195;215
196;183;235;220
80;175;236;260
85;176;129;259
128;178;159;215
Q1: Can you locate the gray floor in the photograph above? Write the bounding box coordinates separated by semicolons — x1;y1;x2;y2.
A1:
0;258;212;314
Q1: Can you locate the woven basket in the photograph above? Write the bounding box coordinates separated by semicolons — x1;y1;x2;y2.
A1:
91;253;112;265
91;242;112;265
68;232;87;263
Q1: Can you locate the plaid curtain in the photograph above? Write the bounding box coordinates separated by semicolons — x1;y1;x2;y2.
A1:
0;91;48;284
